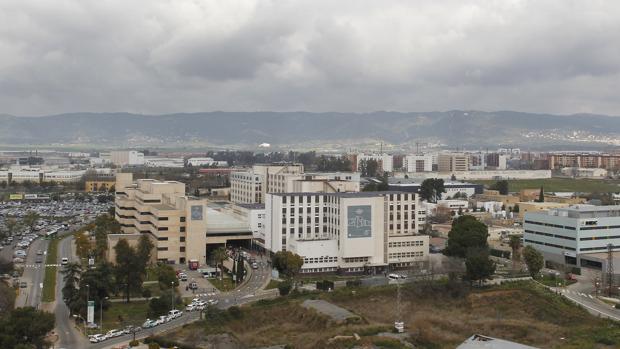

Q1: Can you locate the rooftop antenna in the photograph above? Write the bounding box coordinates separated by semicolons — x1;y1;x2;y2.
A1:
607;243;614;297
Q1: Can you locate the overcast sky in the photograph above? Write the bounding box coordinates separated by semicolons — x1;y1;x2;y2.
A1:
1;0;619;116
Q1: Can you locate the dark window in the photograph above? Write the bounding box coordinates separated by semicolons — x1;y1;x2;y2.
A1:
180;227;186;232
157;237;168;241
180;237;185;242
157;247;168;251
180;247;186;252
180;217;186;222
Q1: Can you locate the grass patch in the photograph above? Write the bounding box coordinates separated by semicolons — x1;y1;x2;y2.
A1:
41;238;59;302
90;301;150;334
209;277;236;292
472;178;620;193
159;280;620;349
265;279;281;290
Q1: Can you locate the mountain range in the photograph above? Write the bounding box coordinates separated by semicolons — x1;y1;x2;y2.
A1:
1;110;619;150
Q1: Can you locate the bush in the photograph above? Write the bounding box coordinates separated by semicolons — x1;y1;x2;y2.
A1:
316;280;335;291
615;303;620;309
148;343;160;349
346;279;362;287
142;288;152;298
129;340;140;347
227;306;243;319
278;280;292;296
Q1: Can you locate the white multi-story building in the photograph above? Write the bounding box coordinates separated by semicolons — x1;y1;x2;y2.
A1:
524;205;620;273
232;203;266;248
109;150;145;166
0;168;86;183
231;164;360;204
403;155;433;173
230;171;263;204
265;191;428;273
357;154;394;173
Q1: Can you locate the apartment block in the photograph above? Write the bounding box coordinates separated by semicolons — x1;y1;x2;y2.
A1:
438;153;469;172
548;153;620;170
265;191;428;274
403;155;433;173
112;173;207;265
230;171;263;204
109;150;145;166
269;172;360;194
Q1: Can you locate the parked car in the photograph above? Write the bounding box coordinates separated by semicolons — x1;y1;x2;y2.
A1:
251;262;259;269
35;256;43;263
142;319;156;328
61;257;69;265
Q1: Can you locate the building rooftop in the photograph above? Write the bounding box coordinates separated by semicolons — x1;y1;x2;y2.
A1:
545;205;620;219
269;191;411;198
206;207;251;234
456;334;539;349
236;203;265;210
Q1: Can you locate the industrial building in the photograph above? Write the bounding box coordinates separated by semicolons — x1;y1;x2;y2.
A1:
524;205;620;275
387;179;483;198
264;191;428;274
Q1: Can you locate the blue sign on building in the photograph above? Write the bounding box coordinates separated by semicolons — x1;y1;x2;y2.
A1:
347;205;372;238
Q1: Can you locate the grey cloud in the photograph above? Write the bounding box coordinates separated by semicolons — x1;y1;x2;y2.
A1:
0;0;619;116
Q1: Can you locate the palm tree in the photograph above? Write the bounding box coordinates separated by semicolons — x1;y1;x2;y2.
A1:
508;236;522;271
212;247;228;280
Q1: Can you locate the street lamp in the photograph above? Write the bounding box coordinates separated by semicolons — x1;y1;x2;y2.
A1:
85;284;90;326
100;296;108;330
171;281;175;310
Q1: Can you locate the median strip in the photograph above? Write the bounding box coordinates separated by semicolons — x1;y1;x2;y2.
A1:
41;238;59;302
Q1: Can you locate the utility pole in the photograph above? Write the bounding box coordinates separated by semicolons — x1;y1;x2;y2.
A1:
607;243;614;297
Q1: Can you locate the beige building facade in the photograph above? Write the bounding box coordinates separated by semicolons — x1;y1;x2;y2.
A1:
438;153;470;172
112;173;207;265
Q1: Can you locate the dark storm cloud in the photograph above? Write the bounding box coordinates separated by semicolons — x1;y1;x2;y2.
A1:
0;0;619;115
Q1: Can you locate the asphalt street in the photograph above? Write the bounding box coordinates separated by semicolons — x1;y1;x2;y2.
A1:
89;252;274;349
14;238;49;309
55;234;87;349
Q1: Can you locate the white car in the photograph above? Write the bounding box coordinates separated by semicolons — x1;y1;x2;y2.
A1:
185;304;196;312
89;334;105;343
14;250;27;257
168;309;182;318
207;299;219;306
142;319;156;328
61;257;69;265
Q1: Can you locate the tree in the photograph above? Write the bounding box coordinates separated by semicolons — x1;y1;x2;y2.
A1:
114;239;148;303
513;204;520;213
491;180;509;195
508;236;522;271
0;307;55;349
465;248;496;286
156;263;179;289
212;247;228;280
277;280;293;296
22;211;40;234
419;178;446;203
523;246;544;278
537;186;544;202
272;251;304;279
444;215;489;258
148;289;180;317
136;235;154;270
61;262;82;313
359;159;379;177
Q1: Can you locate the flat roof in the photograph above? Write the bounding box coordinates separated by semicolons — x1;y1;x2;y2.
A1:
269;191;412;198
236;203;265;210
206;207;251;234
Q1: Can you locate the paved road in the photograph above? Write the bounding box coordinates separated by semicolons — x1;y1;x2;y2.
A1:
90;252;273;349
55;234;88;349
15;238;49;308
555;286;620;321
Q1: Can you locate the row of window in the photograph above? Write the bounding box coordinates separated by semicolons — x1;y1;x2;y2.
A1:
580;235;620;241
524;229;576;241
343;257;369;263
524;220;576;230
524;239;576;251
580;225;620;231
388;241;425;248
389;251;425;259
303;257;338;264
157;246;186;252
581;245;619;251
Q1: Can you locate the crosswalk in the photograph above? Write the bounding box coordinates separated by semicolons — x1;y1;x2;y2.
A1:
22;264;62;268
561;289;595;299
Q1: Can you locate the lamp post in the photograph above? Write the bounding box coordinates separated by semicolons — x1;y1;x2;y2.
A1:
100;296;108;330
171;281;175;310
85;284;90;326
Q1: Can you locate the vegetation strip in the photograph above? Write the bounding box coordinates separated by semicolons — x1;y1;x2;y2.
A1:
41;237;59;302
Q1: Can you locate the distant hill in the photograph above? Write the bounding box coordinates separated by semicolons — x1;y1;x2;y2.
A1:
1;111;620;149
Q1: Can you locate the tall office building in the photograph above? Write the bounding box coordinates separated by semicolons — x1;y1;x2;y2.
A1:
438;153;470;172
265;191;428;274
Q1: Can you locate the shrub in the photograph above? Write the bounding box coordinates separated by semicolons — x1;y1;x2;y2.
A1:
615;303;620;309
316;280;335;291
129;340;140;347
346;279;362;287
148;343;160;349
142;288;152;298
227;306;243;319
278;280;292;296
